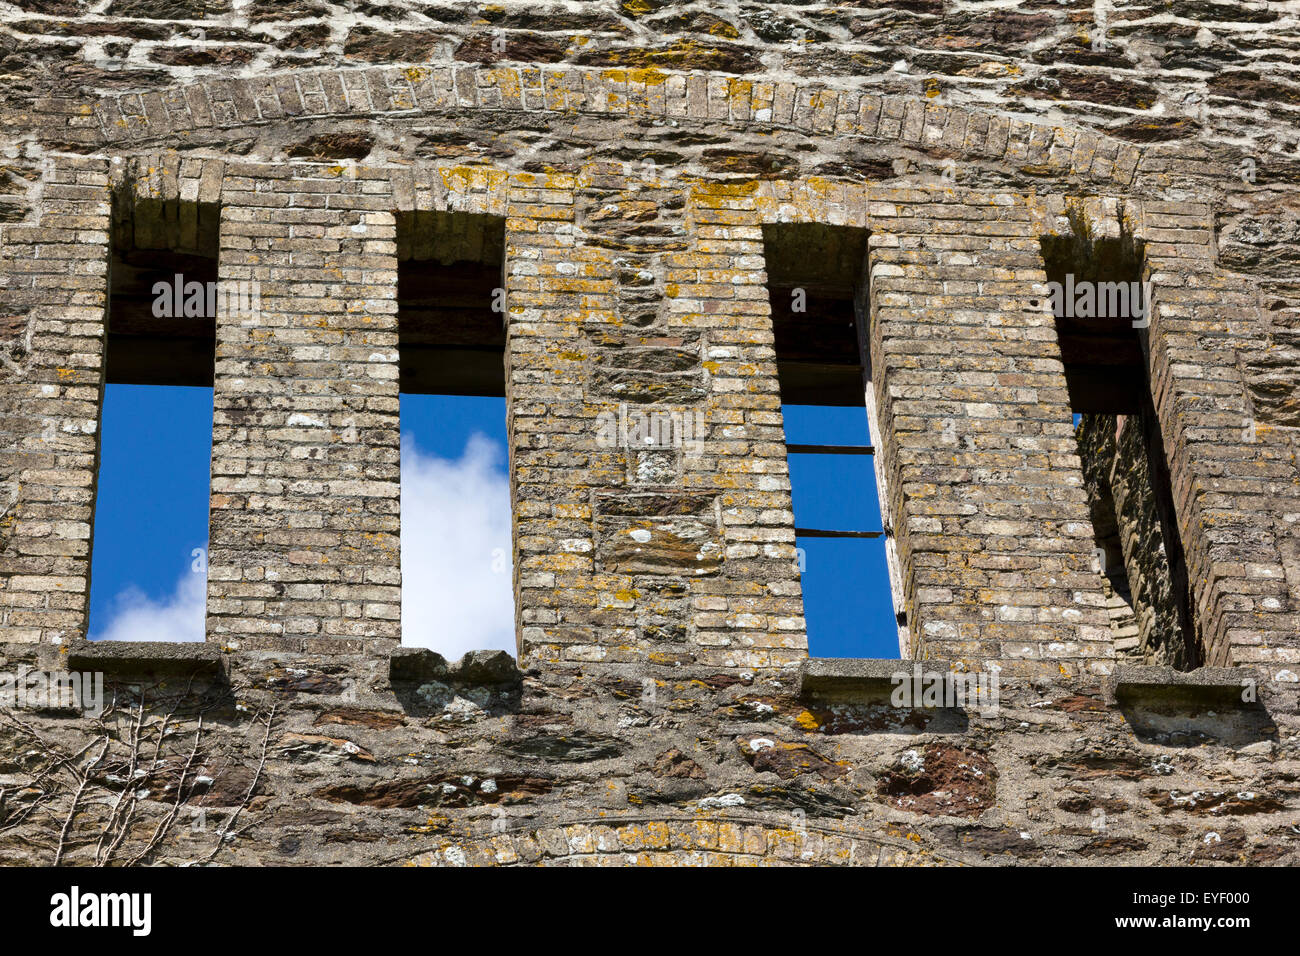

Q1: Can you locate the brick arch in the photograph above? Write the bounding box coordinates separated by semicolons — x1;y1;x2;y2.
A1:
84;65;1144;190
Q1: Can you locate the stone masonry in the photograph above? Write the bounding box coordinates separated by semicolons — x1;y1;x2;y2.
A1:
0;2;1299;866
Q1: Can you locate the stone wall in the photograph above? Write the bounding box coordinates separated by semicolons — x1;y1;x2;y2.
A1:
0;2;1299;865
0;645;1296;866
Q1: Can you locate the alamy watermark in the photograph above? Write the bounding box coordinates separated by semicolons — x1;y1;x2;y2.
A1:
1048;274;1151;329
596;402;707;458
50;886;151;936
152;274;261;320
890;664;999;717
0;666;104;717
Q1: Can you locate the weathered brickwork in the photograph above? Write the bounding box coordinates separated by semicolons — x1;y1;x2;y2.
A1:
209;163;401;651
0;157;109;646
1137;206;1300;668
867;191;1113;671
1;3;1299;866
506;168;809;673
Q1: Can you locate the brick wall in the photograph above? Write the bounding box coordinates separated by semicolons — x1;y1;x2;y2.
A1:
209;162;401;651
0;92;1294;674
0;157;109;645
867;189;1112;674
1137;202;1300;667
508;167;806;673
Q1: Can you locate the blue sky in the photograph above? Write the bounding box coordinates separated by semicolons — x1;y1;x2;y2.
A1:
784;404;898;658
89;388;899;658
87;385;212;642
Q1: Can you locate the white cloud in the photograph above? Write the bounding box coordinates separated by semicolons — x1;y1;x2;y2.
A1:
400;432;516;658
93;569;206;642
92;433;516;656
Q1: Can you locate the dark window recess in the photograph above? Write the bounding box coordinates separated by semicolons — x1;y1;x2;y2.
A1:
1042;229;1202;670
765;222;868;407
397;211;506;397
107;191;219;386
764;223;900;658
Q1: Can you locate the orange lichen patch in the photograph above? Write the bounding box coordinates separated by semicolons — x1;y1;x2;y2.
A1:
794;709;821;731
626;68;671;86
692;179;761;198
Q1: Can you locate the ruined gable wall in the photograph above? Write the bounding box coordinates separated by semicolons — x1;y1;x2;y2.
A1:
0;1;1298;867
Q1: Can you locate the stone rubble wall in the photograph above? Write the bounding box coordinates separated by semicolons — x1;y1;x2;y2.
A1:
0;648;1295;866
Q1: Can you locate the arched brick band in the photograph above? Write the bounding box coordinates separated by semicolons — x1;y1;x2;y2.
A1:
76;65;1144;189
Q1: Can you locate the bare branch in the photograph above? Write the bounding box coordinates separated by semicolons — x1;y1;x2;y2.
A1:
126;715;204;868
202;705;275;865
53;736;110;866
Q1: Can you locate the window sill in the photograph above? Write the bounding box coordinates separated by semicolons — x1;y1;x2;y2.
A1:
62;640;223;677
1105;665;1256;705
800;658;1263;705
799;658;940;696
